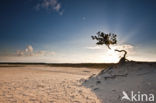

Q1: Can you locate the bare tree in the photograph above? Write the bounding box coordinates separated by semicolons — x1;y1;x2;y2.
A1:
91;31;128;63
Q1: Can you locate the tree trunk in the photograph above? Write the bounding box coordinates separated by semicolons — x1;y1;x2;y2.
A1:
115;49;127;64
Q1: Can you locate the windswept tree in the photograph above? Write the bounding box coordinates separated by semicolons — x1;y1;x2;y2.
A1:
91;31;128;63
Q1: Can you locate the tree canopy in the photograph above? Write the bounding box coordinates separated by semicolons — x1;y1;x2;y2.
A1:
91;31;128;63
91;32;117;49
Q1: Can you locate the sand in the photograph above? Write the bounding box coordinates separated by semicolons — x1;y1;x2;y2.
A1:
83;62;156;103
0;62;156;103
0;65;101;103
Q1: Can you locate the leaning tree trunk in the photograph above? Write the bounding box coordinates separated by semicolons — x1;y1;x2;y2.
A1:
115;49;127;64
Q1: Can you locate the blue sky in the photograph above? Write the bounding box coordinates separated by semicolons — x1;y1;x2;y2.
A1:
0;0;156;63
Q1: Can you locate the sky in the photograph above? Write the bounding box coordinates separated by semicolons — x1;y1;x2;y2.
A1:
0;0;156;63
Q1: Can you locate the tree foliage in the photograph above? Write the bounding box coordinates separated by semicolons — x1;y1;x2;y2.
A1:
91;31;128;63
91;32;117;49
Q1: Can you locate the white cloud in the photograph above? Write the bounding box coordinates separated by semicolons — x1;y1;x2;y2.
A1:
16;50;25;56
86;44;134;50
114;44;134;50
17;45;33;56
25;45;33;53
86;46;102;50
54;3;61;11
35;0;63;15
112;44;135;55
16;45;55;57
86;44;135;57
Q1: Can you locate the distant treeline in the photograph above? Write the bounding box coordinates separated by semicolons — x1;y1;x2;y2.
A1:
0;61;156;68
0;62;114;68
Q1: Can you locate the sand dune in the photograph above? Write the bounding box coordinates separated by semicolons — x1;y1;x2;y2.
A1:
82;62;156;103
0;65;101;103
0;62;156;103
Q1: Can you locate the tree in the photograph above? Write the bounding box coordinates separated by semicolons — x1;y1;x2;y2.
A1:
91;31;127;64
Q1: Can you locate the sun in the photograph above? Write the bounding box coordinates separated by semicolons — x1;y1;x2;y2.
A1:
106;49;120;63
96;48;120;63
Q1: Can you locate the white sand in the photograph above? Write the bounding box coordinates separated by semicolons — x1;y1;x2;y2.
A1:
83;62;156;103
1;62;156;103
0;65;101;103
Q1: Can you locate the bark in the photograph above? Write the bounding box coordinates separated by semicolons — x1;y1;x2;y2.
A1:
107;45;111;49
115;49;127;63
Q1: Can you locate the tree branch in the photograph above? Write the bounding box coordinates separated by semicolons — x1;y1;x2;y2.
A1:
115;49;127;58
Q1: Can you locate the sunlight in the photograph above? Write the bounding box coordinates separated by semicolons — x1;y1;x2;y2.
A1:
98;49;120;63
107;49;120;62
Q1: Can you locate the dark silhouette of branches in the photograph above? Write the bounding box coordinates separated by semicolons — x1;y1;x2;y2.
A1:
91;31;128;63
114;49;128;64
91;32;117;49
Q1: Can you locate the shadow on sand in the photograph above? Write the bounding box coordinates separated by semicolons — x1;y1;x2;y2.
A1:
82;61;156;103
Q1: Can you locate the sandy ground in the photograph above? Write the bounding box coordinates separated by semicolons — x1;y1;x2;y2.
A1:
0;65;101;103
83;62;156;103
0;62;156;103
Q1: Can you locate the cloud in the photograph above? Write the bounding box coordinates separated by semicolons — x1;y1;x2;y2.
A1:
35;0;63;15
86;46;102;50
86;44;134;50
16;50;25;56
16;45;55;57
35;50;55;56
113;44;135;56
86;44;135;56
25;45;33;53
17;45;33;56
114;44;134;50
54;3;61;11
